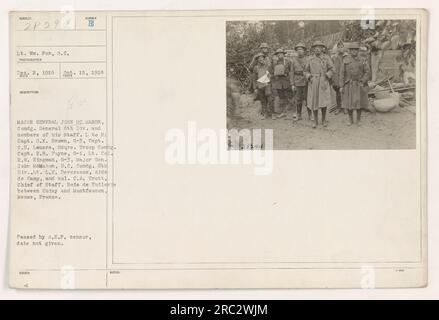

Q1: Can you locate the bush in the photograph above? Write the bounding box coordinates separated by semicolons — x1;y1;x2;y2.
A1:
226;21;279;90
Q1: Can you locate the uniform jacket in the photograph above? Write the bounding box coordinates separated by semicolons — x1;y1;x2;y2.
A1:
270;58;292;90
339;55;370;87
290;56;308;87
331;53;344;88
253;63;270;89
249;54;272;71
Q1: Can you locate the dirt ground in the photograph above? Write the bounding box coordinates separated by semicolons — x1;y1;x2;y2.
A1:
228;94;416;150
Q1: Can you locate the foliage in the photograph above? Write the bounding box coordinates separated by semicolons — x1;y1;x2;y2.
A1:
226;21;279;90
226;20;343;90
226;20;417;90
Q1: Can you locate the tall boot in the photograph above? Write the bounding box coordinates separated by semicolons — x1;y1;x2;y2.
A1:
322;107;328;127
348;110;354;126
268;96;274;117
297;101;303;120
274;96;280;114
313;110;318;128
277;98;287;118
334;90;342;115
307;107;313;121
356;109;362;126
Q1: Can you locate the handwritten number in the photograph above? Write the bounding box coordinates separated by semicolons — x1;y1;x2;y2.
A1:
33;21;40;31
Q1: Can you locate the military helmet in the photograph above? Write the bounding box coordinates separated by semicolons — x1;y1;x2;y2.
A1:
402;41;412;49
311;40;326;48
294;43;307;50
274;48;286;55
254;52;265;59
259;43;269;49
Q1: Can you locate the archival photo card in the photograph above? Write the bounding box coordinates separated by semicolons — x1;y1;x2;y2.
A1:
9;9;427;289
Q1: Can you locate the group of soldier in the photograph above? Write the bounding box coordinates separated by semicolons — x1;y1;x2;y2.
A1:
250;40;370;128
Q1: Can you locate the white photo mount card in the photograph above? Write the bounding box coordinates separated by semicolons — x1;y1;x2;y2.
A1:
9;9;427;289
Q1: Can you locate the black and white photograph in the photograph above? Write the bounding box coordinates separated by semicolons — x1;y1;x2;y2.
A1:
1;3;435;300
226;19;417;150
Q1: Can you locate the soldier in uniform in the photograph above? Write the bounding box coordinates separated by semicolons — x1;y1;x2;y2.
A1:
270;48;293;119
304;41;334;128
252;53;274;120
339;42;371;126
249;43;272;70
249;43;273;114
331;42;347;115
290;43;311;121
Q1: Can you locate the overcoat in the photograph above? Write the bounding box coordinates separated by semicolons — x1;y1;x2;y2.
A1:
339;55;370;110
304;54;334;110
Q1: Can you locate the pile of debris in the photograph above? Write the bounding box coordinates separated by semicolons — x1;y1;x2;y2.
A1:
368;76;416;113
